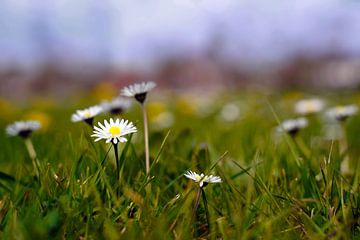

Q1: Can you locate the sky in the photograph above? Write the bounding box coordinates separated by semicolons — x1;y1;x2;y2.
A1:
1;0;360;70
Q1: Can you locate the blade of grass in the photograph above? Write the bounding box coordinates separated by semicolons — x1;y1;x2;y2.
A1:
266;98;301;167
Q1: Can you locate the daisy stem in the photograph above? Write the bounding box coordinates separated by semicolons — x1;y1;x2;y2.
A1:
113;143;120;183
24;138;41;180
142;104;150;175
192;188;202;221
201;188;211;230
113;142;121;198
340;125;349;174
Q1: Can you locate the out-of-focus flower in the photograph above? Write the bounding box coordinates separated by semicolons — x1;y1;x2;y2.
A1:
71;105;103;126
175;94;215;117
184;170;222;188
24;111;51;131
121;81;156;104
92;118;137;144
326;105;358;122
92;82;117;101
277;117;308;136
151;112;175;130
122;81;156;174
6;120;41;138
219;103;240;122
101;97;132;115
147;102;175;129
31;98;57;110
148;102;167;119
295;98;325;115
0;99;18;121
175;96;197;116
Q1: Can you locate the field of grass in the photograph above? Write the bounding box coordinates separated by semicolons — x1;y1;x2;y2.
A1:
1;90;360;239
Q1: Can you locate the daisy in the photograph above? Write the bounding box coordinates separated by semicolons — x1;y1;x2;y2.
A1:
121;81;156;174
92;118;137;183
121;81;156;104
71;105;103;126
326;105;358;122
6;120;41;178
184;170;222;188
295;98;324;115
277;117;308;136
92;118;137;145
219;103;241;122
6;120;41;138
101;97;132;115
185;170;221;226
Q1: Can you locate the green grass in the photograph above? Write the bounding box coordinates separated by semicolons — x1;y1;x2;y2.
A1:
0;91;360;239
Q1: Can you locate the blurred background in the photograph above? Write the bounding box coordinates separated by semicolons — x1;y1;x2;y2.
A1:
1;0;360;100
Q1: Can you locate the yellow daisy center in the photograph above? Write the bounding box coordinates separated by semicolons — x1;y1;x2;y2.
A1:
109;126;121;137
335;106;345;113
195;175;201;181
304;103;316;112
84;111;92;118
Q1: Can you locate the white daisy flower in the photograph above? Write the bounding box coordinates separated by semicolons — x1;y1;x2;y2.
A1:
6;120;41;138
295;98;325;115
121;81;156;104
71;105;103;125
101;97;132;115
219;103;240;122
326;105;358;122
277;117;308;136
184;170;222;188
92;118;137;144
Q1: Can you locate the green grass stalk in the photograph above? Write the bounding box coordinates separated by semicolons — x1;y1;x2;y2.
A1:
142;104;150;175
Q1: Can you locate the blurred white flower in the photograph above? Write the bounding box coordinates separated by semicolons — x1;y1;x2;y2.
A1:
219;103;240;122
92;118;137;144
101;97;132;115
295;98;324;115
71;105;103;125
122;81;156;174
151;112;174;129
184;170;222;188
277;117;308;136
6;120;41;138
326;105;358;122
121;81;156;104
176;93;216;117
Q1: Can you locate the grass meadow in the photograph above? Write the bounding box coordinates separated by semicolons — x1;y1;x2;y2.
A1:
1;89;360;239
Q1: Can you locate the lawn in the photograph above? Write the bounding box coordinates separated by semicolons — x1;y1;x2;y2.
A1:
0;89;360;239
